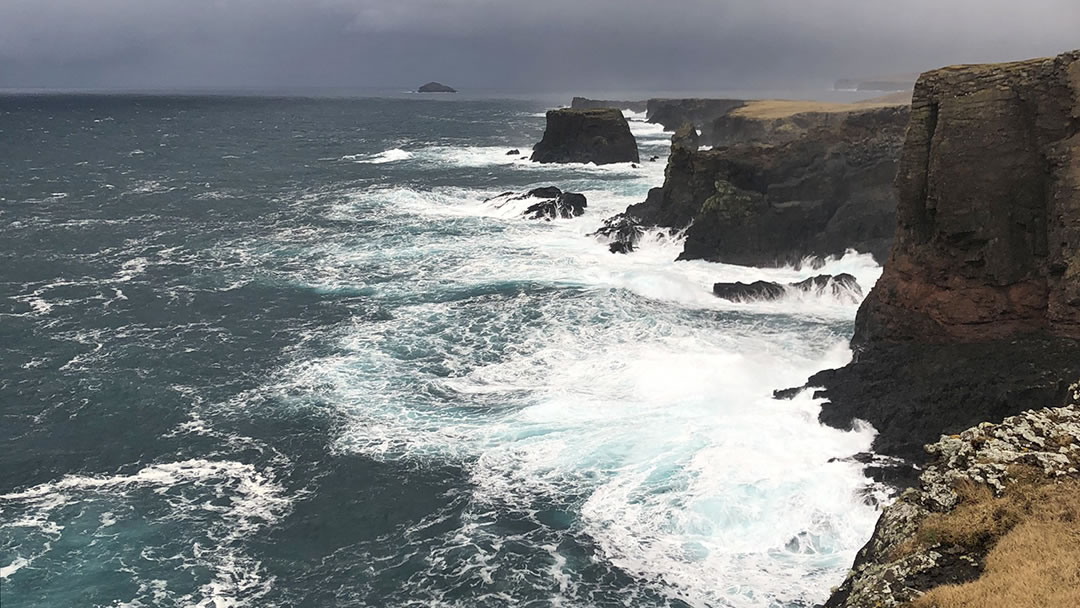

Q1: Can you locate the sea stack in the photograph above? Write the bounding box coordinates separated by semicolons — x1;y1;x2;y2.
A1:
531;108;639;165
418;82;456;93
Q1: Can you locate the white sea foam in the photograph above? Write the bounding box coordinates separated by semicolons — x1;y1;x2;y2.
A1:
0;459;289;606
248;177;889;605
352;148;413;164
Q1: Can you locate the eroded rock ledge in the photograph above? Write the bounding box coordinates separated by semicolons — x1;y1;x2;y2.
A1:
825;387;1080;608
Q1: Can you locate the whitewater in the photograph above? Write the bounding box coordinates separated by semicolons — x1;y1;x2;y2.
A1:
0;96;884;607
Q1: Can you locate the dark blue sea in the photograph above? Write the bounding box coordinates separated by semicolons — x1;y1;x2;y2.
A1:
1;94;885;607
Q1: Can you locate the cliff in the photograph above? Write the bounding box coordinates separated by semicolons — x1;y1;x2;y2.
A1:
804;51;1080;464
645;98;745;132
812;50;1080;608
708;98;910;147
855;51;1080;345
531;108;640;165
624;105;909;266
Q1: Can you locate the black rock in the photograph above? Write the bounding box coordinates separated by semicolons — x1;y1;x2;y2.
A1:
523;192;587;220
589;213;645;253
712;280;787;301
650;155;659;162
506;149;520;155
520;186;563;200
712;273;862;302
418;82;456;93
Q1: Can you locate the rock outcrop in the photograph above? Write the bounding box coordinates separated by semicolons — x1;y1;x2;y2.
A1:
712;273;862;302
625;105;909;266
571;97;648;113
825;389;1080;608
804;51;1080;467
418;82;456;93
531;108;640;165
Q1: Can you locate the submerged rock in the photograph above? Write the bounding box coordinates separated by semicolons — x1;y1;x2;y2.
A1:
418;82;456;93
589;213;645;253
531;108;639;165
506;149;520;155
712;273;861;302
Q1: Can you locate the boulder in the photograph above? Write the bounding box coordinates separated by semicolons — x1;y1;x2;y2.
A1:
712;273;861;302
506;149;520;155
418;82;456;93
531;108;640;165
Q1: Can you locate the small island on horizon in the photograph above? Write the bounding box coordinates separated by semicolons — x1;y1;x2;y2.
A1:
418;81;456;93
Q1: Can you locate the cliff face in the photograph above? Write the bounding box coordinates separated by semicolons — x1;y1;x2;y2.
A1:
807;51;1080;463
627;105;909;266
531;108;640;165
856;51;1080;344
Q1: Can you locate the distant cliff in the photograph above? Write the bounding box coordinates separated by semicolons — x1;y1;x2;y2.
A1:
570;97;648;113
622;103;909;266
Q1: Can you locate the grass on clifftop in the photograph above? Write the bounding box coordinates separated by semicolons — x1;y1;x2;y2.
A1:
731;96;908;119
909;476;1080;608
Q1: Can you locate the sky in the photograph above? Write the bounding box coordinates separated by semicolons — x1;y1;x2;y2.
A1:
1;0;1077;92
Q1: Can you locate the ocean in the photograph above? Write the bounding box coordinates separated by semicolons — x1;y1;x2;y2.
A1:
1;94;885;607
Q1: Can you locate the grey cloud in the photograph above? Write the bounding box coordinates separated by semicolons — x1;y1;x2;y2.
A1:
1;1;1077;91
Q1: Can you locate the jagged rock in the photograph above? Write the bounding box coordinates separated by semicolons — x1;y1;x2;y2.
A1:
671;122;699;151
589;213;645;253
712;273;861;302
418;82;456;93
531;108;640;165
506;149;520;155
824;399;1080;608
571;97;648;113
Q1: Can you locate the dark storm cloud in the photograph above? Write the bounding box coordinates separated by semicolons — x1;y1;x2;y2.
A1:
1;0;1077;91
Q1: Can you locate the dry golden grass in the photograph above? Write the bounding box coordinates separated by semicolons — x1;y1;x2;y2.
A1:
731;98;906;119
909;478;1080;608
